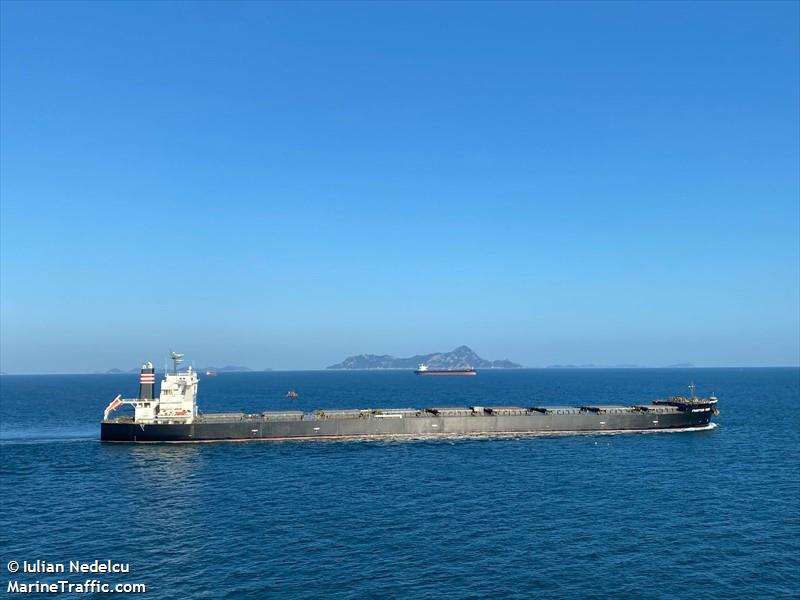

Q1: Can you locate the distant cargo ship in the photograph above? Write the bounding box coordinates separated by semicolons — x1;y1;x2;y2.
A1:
414;363;476;376
100;352;719;443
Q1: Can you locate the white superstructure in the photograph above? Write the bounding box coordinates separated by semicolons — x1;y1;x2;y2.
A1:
103;352;199;424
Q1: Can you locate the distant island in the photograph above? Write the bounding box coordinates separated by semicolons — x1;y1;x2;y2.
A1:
327;345;523;370
104;365;254;374
545;363;695;369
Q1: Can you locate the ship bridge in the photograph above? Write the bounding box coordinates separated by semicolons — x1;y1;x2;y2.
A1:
103;352;199;424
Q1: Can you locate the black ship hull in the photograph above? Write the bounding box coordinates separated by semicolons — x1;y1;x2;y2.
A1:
101;410;715;443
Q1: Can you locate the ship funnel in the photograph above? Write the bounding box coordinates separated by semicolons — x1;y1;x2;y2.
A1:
139;361;156;400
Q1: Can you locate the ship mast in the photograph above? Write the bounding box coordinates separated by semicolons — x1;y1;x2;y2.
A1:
688;382;696;398
170;351;184;374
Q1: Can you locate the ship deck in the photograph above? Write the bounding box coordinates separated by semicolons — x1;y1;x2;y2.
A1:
106;403;689;425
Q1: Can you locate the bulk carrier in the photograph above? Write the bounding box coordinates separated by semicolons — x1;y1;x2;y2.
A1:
414;363;476;376
101;353;719;443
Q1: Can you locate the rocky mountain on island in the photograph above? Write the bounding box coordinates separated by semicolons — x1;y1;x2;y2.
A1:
327;345;523;370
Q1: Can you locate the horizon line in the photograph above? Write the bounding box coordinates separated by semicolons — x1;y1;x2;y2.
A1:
2;365;799;376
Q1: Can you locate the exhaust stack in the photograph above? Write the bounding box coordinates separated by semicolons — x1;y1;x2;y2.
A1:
139;362;156;400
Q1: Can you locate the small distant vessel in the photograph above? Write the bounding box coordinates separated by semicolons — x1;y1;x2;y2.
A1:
205;371;217;377
101;353;719;443
286;390;299;399
415;363;476;376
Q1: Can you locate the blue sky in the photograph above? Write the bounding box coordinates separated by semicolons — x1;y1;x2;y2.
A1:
1;1;798;372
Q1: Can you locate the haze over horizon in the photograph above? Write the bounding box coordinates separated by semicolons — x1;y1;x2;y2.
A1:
1;344;797;376
1;2;798;374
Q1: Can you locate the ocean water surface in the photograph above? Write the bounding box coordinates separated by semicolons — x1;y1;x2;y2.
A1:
1;368;798;599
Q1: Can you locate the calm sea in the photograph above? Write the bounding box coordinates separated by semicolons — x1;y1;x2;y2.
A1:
1;368;798;599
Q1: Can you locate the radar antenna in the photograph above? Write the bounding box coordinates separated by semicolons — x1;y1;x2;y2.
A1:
688;382;696;398
170;350;184;374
